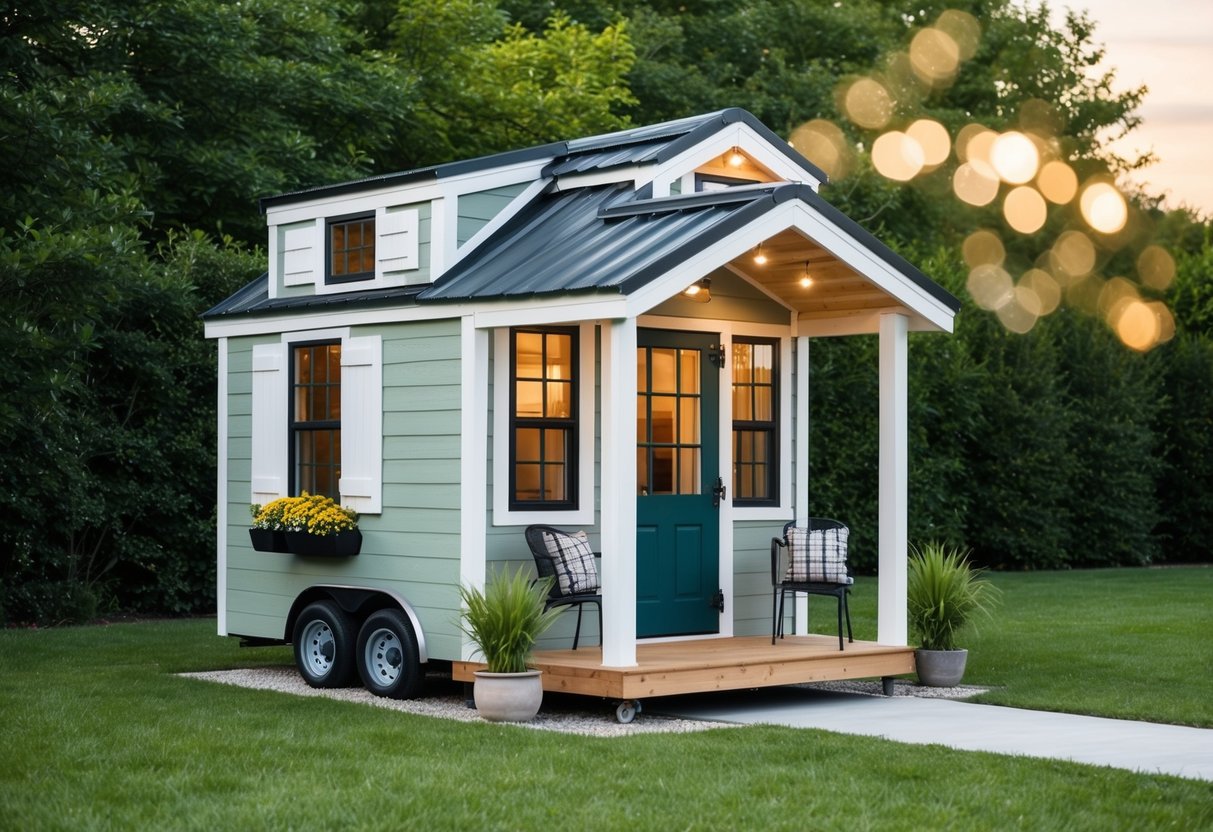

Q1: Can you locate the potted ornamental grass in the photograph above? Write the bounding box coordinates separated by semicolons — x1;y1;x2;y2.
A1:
459;565;562;722
907;541;1000;687
250;493;361;556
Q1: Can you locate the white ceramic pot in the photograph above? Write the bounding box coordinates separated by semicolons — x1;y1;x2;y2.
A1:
473;670;544;722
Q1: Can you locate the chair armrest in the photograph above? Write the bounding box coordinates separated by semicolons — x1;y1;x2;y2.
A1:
770;537;786;585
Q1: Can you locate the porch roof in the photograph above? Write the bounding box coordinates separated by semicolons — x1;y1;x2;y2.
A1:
417;181;961;316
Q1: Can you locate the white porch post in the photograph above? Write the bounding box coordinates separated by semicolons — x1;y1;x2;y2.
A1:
794;335;810;634
878;313;909;646
600;318;638;666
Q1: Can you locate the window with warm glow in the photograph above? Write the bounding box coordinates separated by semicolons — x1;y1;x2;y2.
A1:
732;338;778;505
327;214;375;283
510;328;577;509
291;342;341;499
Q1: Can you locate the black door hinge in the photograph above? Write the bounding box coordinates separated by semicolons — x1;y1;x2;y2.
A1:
712;476;726;508
708;344;726;368
710;589;725;614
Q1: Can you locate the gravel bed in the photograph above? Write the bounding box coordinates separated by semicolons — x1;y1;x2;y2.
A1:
179;668;987;737
179;667;730;737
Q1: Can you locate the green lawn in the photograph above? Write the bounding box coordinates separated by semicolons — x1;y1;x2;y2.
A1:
2;568;1212;831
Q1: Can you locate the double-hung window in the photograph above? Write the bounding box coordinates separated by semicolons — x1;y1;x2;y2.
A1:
327;214;375;284
731;337;778;506
510;327;577;510
290;341;341;499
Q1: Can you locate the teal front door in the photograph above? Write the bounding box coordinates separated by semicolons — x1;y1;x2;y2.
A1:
636;329;721;638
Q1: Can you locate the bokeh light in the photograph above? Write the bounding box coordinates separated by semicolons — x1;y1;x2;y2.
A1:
1079;181;1128;234
789;119;854;181
1110;297;1162;352
1037;160;1078;204
843;78;894;130
1050;230;1097;280
962;229;1005;268
1020;268;1062;316
990;131;1040;185
909;28;960;85
1003;185;1048;234
906;119;951;167
967;263;1014;311
1136;244;1176;290
997;293;1039;333
935;9;981;60
872;131;924;181
953;161;999;206
959;126;997;166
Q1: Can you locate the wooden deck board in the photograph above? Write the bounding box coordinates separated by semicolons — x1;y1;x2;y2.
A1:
452;636;916;700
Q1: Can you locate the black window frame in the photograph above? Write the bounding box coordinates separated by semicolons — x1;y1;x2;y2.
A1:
288;339;342;500
508;326;579;511
325;212;376;285
695;173;759;192
731;336;780;507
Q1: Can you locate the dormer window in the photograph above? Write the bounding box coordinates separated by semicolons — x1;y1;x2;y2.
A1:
327;213;375;283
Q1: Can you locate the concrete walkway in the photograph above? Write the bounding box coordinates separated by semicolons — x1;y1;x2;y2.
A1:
650;686;1213;782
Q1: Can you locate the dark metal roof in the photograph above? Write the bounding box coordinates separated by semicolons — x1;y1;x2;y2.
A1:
417;182;959;313
200;273;425;320
259;109;829;213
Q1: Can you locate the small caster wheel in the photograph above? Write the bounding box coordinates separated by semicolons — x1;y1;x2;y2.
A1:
615;700;640;724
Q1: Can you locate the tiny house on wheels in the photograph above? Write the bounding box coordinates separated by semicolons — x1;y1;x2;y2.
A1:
204;109;960;717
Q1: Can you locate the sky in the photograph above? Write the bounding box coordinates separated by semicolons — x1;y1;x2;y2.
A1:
1049;0;1213;215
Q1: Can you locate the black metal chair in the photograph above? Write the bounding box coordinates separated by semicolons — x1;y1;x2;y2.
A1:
524;525;603;650
771;518;854;650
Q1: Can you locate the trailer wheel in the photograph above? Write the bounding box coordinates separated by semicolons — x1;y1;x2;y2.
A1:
356;608;423;699
293;601;357;688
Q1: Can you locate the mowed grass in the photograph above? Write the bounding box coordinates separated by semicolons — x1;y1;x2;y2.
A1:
826;566;1213;728
1;568;1211;831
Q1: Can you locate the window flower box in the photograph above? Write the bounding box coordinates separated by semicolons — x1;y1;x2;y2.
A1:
284;528;362;557
249;528;289;553
250;493;360;557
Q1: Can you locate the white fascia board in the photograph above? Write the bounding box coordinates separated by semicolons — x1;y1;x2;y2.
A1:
623;200;954;332
263;159;550;228
552;165;647;192
798;310;940;337
452;178;549;268
786;202;955;332
203;302;469;340
646;123;824;192
472;296;628;330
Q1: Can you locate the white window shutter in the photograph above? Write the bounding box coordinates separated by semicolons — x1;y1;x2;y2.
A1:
378;207;419;273
340;335;383;514
250;343;288;505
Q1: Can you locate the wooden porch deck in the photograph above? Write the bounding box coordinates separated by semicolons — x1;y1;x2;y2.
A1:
452;635;915;701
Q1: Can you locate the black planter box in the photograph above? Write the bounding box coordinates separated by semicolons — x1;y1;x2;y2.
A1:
284;529;362;557
249;528;289;553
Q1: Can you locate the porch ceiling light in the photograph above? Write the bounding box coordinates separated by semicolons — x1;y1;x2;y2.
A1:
683;277;711;303
753;244;768;265
728;147;746;167
800;260;814;288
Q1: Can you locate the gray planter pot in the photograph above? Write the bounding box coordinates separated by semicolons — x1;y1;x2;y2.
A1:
473;670;544;722
915;648;968;687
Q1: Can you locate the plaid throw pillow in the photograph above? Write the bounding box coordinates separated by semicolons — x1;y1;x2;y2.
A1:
785;526;853;584
542;530;600;595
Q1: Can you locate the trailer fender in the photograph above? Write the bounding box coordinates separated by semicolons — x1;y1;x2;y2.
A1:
285;585;429;663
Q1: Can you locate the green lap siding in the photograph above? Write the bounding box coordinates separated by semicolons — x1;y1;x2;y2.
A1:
457;183;529;246
223;318;464;661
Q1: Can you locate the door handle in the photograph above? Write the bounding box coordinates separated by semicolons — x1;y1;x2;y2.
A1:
712;476;726;508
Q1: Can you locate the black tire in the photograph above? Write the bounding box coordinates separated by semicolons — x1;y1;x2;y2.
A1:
356;608;424;699
293;600;358;688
